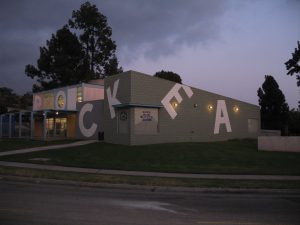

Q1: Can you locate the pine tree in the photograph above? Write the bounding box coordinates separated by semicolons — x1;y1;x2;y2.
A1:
25;1;122;92
25;26;85;91
257;75;289;134
69;1;122;79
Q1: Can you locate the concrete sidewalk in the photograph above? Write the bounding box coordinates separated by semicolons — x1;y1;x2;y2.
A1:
0;140;98;157
1;161;300;181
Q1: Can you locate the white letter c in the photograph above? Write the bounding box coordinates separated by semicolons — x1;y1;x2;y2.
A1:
79;103;98;138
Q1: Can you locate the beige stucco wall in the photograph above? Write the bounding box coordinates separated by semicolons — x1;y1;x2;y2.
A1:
104;71;260;145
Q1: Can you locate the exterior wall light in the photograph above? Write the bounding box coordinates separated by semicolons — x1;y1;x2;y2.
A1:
173;102;178;108
207;105;213;111
233;106;239;112
194;103;198;108
56;111;59;115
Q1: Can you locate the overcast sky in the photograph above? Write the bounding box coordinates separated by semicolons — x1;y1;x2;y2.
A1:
0;0;299;108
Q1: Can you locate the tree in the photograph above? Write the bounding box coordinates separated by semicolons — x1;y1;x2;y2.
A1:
25;26;85;92
257;75;289;134
19;92;33;110
69;1;122;79
0;88;33;114
285;41;300;86
26;1;122;92
0;87;20;114
154;70;182;84
288;108;300;135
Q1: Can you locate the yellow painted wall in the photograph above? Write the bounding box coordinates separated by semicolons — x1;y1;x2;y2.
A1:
67;115;76;138
34;119;43;137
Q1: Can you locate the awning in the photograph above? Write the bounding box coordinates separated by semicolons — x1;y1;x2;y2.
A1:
113;103;163;108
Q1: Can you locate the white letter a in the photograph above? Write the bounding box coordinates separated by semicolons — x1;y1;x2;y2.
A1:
214;100;232;134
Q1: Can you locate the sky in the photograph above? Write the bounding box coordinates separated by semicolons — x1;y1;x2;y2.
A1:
0;0;299;108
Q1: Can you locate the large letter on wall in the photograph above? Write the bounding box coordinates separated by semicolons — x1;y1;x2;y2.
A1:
214;100;232;134
79;103;98;137
106;79;121;119
33;95;42;110
161;84;193;119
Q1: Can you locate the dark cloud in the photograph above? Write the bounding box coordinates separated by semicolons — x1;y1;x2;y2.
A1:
0;0;229;93
104;0;228;61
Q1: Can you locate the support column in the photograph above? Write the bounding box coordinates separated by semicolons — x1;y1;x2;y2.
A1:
54;117;57;137
43;111;47;140
30;112;34;139
8;113;12;138
0;114;3;138
19;112;22;138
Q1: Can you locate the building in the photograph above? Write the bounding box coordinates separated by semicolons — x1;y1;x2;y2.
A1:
0;71;260;145
0;81;104;140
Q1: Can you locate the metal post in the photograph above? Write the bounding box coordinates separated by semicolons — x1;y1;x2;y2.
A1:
19;112;22;138
54;117;57;137
8;113;12;138
30;112;34;139
0;114;3;138
43;111;47;140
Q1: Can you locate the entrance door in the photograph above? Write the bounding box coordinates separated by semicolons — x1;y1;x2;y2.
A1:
55;117;67;137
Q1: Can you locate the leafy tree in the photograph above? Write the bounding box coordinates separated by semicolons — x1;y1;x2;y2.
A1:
0;88;33;114
19;92;33;110
154;70;182;84
0;87;20;114
288;108;300;135
257;75;289;134
69;1;122;78
25;26;85;92
285;41;300;108
285;41;300;86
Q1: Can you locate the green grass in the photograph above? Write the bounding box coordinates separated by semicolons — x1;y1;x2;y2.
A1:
1;139;300;175
0;138;76;151
1;166;300;189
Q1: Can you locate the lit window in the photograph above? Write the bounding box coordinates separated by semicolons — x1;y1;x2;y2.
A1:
77;87;83;102
46;118;54;130
58;95;65;108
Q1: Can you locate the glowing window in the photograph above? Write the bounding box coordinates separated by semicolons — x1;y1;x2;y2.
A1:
46;118;54;130
77;87;83;102
58;95;65;108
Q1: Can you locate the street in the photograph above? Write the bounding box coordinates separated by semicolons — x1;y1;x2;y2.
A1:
0;180;299;225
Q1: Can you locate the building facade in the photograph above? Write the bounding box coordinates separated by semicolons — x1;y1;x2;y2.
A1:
0;82;104;140
0;71;260;145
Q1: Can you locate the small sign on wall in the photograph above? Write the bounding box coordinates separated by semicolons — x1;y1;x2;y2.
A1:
140;111;153;121
134;107;158;134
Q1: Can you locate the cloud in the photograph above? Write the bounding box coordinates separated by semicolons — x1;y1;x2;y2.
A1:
103;0;229;61
0;0;229;93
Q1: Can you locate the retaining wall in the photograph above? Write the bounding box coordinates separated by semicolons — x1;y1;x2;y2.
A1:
258;136;300;152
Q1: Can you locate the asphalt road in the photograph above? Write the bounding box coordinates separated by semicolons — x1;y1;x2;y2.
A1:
0;180;299;225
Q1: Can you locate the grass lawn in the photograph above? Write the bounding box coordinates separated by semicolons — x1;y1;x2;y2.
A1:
0;138;76;151
1;139;300;175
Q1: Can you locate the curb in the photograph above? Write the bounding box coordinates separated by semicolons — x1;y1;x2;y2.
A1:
0;140;98;157
1;161;300;181
1;174;300;195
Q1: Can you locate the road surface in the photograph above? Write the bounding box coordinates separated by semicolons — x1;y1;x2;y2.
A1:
0;180;299;225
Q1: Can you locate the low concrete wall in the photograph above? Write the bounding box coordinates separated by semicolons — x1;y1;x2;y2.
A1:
260;129;281;136
258;136;300;152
